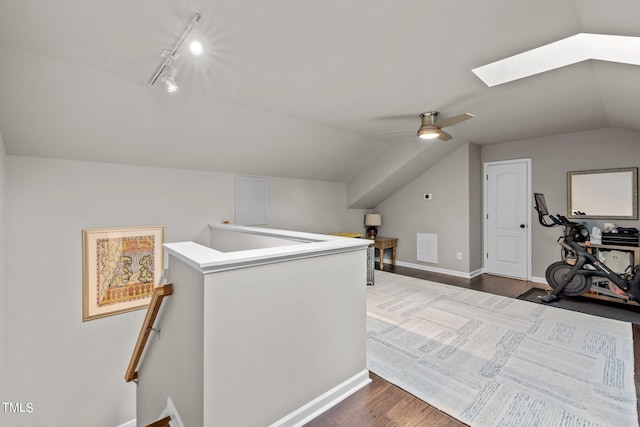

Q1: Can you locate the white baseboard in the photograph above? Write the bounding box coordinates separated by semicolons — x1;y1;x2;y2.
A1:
269;369;371;427
395;260;483;279
117;267;542;427
394;260;550;289
116;396;184;427
531;276;550;288
120;372;369;427
469;268;484;278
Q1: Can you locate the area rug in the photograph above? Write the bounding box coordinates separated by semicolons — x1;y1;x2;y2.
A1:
367;271;638;427
518;288;640;325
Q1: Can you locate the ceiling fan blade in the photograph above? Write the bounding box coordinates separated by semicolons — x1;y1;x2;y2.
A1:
376;129;415;135
436;113;475;128
437;131;453;141
374;114;420;121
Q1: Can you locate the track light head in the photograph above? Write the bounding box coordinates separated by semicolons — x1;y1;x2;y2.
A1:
162;67;179;92
164;77;178;92
189;40;204;56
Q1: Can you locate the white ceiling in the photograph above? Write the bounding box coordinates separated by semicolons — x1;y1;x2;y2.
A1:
0;0;639;185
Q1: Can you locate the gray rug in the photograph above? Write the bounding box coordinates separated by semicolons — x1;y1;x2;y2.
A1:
367;271;638;427
518;288;640;325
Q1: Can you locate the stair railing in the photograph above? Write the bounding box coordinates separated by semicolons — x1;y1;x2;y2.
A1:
125;283;174;382
146;415;172;427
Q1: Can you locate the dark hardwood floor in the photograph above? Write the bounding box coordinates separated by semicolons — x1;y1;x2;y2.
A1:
305;372;464;427
305;265;640;426
382;264;534;299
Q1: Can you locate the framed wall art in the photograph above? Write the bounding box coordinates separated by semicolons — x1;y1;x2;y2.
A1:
82;225;164;321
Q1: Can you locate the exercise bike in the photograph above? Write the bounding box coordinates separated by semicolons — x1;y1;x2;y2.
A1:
534;192;640;304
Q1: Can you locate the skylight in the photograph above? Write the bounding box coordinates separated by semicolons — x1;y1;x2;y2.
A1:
472;33;640;87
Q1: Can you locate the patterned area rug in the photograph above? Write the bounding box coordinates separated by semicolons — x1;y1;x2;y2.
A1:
367;271;638;427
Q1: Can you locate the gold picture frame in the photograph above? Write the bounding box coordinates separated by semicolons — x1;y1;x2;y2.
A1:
82;225;164;321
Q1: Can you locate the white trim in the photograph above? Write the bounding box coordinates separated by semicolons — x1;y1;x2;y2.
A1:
165;225;372;274
115;396;186;427
269;369;371;427
483;158;532;281
159;397;185;427
469;268;484;278
531;275;550;288
396;261;483;279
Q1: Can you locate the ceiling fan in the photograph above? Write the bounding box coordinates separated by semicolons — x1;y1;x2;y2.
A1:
378;111;474;141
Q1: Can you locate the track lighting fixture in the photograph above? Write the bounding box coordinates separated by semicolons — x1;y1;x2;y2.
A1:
165;78;178;92
163;69;178;92
149;13;203;92
188;40;204;56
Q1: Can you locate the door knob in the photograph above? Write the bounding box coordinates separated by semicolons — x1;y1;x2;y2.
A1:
520;224;526;228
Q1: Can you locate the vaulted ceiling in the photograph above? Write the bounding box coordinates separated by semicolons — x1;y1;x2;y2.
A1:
1;1;639;207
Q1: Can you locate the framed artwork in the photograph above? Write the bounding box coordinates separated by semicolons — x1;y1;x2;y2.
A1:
83;225;164;321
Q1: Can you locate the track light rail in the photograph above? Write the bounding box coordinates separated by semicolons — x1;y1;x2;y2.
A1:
149;13;202;88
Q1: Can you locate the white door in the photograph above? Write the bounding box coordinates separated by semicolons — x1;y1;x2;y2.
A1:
484;160;530;280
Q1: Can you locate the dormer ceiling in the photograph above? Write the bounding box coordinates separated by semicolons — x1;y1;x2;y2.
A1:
0;1;639;183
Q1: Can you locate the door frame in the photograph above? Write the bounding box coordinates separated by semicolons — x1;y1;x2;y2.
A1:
483;158;532;281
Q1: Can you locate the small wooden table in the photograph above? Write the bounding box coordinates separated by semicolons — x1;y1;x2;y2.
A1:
372;237;398;269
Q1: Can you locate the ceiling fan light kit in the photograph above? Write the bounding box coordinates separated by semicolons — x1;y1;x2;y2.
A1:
418;111;473;141
417;112;441;140
378;111;473;141
418;129;440;140
149;13;203;93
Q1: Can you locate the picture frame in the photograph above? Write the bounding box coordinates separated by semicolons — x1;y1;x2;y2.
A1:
82;225;164;321
567;167;638;220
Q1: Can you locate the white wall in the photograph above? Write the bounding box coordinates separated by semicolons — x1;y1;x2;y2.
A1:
468;143;483;272
137;257;205;427
137;248;368;427
4;156;366;426
0;131;7;427
482;127;640;278
269;176;367;233
202;252;367;426
374;128;640;279
375;143;479;274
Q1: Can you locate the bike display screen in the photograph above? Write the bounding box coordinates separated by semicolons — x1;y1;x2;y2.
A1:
535;193;549;215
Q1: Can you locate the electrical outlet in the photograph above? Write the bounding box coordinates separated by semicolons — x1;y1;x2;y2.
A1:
424;193;432;200
456;252;463;260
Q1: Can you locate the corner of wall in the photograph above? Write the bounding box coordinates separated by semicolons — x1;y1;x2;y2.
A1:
468;143;483;271
374;142;476;274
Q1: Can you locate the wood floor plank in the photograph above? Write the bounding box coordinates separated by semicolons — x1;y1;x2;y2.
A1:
306;374;466;427
312;374;392;425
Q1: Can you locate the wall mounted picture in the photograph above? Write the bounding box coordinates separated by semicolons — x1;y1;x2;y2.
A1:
82;225;164;321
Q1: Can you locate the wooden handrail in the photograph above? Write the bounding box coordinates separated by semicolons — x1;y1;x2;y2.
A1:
125;284;174;382
146;415;172;427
